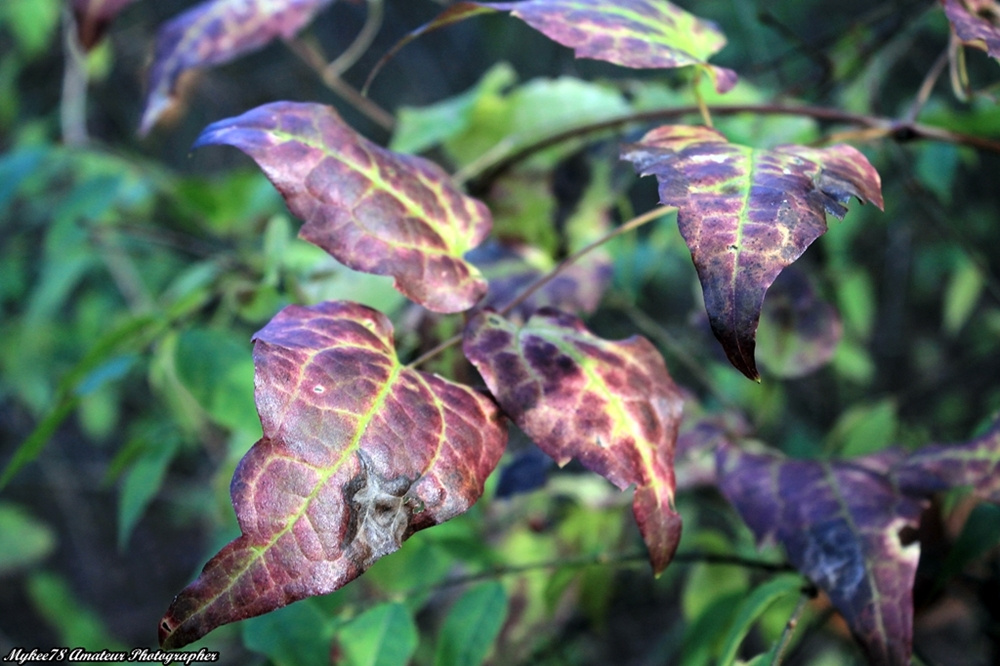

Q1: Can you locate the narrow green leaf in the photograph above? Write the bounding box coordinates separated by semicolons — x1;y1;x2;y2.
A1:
118;435;182;549
27;572;124;650
243;599;335;666
716;574;804;666
337;602;418;666
943;258;984;335
0;503;56;574
434;582;509;666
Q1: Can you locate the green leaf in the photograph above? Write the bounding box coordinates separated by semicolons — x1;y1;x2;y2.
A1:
118;433;182;549
434;582;509;666
159;301;507;649
943;258;984;335
243;599;335;666
391;62;517;155
827;398;898;457
336;602;418;666
174;328;259;434
716;574;804;666
622;125;883;380
0;503;56;574
27;571;124;650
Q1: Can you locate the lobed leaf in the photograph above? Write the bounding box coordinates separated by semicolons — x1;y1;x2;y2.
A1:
374;0;736;94
194;102;492;313
139;0;335;135
463;308;684;574
942;0;1000;61
159;301;507;649
622;125;882;380
717;444;925;666
70;0;137;50
893;417;1000;502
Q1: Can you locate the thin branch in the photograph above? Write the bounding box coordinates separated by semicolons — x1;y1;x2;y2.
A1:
326;0;384;78
285;36;396;132
770;586;815;665
405;205;676;370
61;9;89;146
400;549;792;597
460;103;1000;192
905;47;950;124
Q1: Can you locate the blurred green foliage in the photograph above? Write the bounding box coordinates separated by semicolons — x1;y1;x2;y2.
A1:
1;0;1000;663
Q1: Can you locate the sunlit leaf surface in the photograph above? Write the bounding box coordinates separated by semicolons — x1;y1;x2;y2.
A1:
159;301;507;649
70;0;137;50
464;308;684;573
194;102;492;313
622;126;882;380
140;0;335;134
717;445;924;666
943;0;1000;60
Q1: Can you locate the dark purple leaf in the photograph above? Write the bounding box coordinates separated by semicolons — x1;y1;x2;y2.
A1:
194;102;492;313
942;0;1000;61
717;444;924;666
159;301;507;649
622;125;883;380
464;308;684;574
139;0;335;135
756;267;842;378
71;0;138;50
893;417;1000;502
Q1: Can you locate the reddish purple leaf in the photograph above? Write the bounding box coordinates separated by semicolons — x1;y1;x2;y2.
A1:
469;240;613;320
717;444;925;666
893;418;1000;502
139;0;335;135
674;409;750;490
159;301;507;649
463;308;684;574
371;0;736;95
942;0;1000;60
622;126;883;380
756;267;842;378
194;102;492;313
71;0;138;50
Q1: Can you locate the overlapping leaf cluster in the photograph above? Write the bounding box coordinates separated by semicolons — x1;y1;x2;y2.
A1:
128;0;1000;663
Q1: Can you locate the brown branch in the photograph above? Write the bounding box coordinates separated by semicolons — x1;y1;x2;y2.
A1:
460;103;1000;193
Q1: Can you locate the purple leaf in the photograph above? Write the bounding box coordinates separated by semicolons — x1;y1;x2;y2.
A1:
942;0;1000;61
756;267;842;378
468;240;613;320
70;0;138;50
622;125;883;380
717;444;925;666
464;308;684;574
194;102;493;313
139;0;335;135
159;301;507;649
893;417;1000;502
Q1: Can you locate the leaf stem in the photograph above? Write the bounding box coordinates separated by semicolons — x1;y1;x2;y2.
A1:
769;586;815;665
326;0;384;78
693;68;714;128
904;47;950;124
285;36;396;132
405;205;675;370
61;8;89;146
